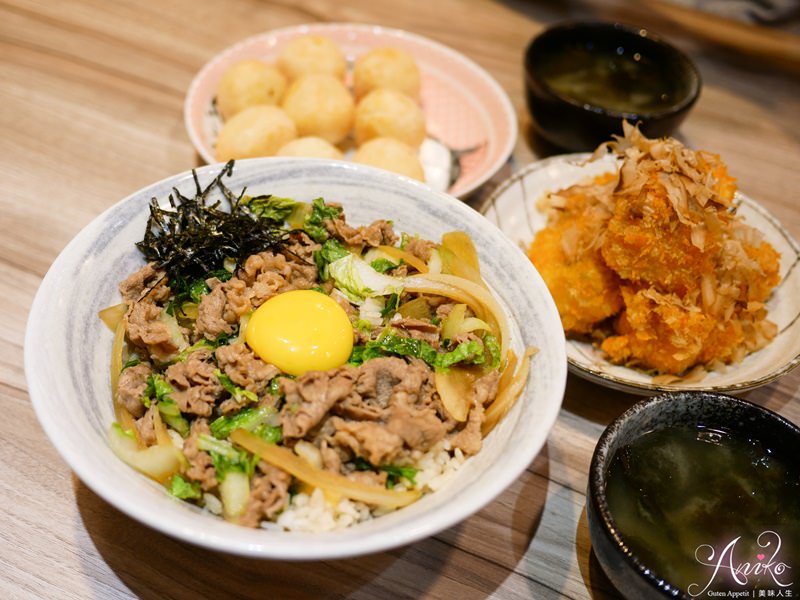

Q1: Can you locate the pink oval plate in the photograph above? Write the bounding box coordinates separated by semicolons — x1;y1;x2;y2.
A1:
184;23;517;199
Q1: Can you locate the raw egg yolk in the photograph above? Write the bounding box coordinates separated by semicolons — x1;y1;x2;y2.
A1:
245;289;354;376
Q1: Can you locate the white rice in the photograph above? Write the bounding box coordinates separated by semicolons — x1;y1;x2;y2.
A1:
269;439;467;533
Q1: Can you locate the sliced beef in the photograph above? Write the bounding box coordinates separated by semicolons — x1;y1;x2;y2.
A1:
392;318;441;346
219;277;251;320
281;239;319;291
239;462;291;528
195;283;234;341
404;237;436;262
280;368;357;438
321;356;448;464
215;342;279;396
389;263;409;277
449;371;499;456
334;394;384;421
355;357;417;405
358;220;398;247
331;417;404;466
319;439;342;473
326;217;398;247
346;470;388;487
119;263;169;304
283;231;319;265
135;403;158;447
125;301;182;363
334;357;414;420
472;370;500;407
182;419;217;491
450;398;485;456
117;362;152;418
250;271;288;308
240;250;292;285
164;349;222;417
386;401;446;452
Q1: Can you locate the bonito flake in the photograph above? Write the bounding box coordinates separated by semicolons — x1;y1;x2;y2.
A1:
528;122;780;376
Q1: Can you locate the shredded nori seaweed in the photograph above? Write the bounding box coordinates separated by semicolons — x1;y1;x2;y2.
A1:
136;161;290;284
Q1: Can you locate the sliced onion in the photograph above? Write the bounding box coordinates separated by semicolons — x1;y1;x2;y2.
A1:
99;303;127;331
427;249;443;275
151;405;174;448
458;317;491;334
434;367;475;422
231;430;421;508
108;423;181;484
403;273;510;360
482;347;537;436
495;349;518;399
116;405;145;449
378;245;429;274
440;231;485;288
110;316;126;412
219;471;250;521
178;302;199;321
293;440;323;470
397;297;432;320
440;303;467;341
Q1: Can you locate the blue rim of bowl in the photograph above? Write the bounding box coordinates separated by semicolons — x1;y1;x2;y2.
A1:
525;21;702;120
588;391;800;599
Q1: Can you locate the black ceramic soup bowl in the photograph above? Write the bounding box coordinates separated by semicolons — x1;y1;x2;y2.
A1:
587;391;799;599
525;22;701;151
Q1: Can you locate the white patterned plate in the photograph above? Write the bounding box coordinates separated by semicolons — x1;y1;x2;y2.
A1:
484;153;800;395
184;23;517;199
25;158;565;559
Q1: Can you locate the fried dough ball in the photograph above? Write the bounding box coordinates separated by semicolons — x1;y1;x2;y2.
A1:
216;60;288;121
281;74;355;145
353;137;425;181
354;88;426;148
277;35;347;81
215;105;297;161
276;136;344;160
353;47;421;100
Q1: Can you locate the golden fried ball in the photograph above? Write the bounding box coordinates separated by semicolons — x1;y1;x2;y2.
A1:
353;137;425;181
215;105;297;161
354;88;426;148
216;60;288;121
277;35;347;81
353;47;421;100
276;136;344;160
281;74;355;145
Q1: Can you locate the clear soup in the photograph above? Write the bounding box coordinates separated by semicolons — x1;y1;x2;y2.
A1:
605;424;800;594
538;45;687;114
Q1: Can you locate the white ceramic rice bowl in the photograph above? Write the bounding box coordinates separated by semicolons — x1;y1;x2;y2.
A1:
25;158;566;559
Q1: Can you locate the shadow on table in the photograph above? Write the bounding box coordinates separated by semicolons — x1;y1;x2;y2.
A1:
74;448;550;599
575;506;626;599
561;373;641;428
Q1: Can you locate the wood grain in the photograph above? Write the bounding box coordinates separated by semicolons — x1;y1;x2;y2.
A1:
1;1;798;598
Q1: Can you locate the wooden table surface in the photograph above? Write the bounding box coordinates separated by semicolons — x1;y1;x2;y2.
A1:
2;1;799;598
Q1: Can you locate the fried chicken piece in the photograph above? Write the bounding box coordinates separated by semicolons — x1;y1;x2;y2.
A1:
530;123;781;376
527;172;621;335
528;223;622;335
601;286;715;374
601;177;722;297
